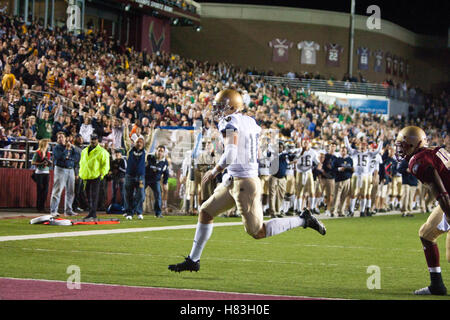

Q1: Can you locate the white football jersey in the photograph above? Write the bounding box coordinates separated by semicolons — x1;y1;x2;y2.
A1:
351;153;371;175
295;149;319;173
286;159;295;176
344;136;382;176
181;151;192;178
368;154;383;175
258;146;273;176
218;113;262;178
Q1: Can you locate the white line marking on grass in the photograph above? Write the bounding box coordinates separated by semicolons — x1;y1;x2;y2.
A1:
9;246;414;271
0;222;243;242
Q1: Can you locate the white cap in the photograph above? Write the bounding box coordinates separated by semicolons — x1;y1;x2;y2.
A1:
132;134;145;143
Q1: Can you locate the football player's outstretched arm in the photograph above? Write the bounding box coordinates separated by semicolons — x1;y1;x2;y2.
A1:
428;167;450;217
122;119;132;153
343;134;356;156
202;130;238;185
369;133;384;156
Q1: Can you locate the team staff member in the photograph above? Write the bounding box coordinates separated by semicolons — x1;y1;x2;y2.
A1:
323;142;337;217
383;147;399;211
78;133;110;220
333;146;353;217
312;151;326;215
267;142;296;218
398;159;418;217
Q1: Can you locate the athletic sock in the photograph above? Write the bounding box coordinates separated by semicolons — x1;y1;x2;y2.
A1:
265;216;305;238
393;198;398;208
420;237;445;288
350;198;356;212
297;198;303;211
282;200;289;212
361;198;367;212
189;223;213;262
311;197;316;209
289;195;295;210
367;199;372;210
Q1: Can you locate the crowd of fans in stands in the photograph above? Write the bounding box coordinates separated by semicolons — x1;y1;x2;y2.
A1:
0;12;448;171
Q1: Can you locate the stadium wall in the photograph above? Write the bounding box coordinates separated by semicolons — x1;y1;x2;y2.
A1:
171;3;449;93
0;169;116;209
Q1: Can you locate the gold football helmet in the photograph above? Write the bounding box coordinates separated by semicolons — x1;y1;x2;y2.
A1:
395;126;427;159
212;89;243;119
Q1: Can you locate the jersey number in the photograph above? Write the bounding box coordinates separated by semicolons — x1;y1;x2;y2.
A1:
300;155;312;167
358;155;368;167
436;149;450;169
247;133;259;164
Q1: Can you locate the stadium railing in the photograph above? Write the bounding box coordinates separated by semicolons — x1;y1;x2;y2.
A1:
249;75;425;105
0;140;90;169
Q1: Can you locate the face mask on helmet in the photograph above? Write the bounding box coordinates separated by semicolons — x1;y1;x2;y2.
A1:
395;126;427;161
395;140;408;160
212;98;232;119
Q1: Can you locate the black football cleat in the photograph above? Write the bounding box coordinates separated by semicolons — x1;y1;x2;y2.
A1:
168;256;200;273
300;209;326;236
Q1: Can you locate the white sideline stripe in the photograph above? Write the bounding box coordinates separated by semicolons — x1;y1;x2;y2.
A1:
0;277;344;300
0;222;244;242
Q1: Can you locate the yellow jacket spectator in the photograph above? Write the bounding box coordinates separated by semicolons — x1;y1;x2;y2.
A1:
79;134;110;220
79;135;110;181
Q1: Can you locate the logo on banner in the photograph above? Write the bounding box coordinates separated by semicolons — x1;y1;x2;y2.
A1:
149;21;166;53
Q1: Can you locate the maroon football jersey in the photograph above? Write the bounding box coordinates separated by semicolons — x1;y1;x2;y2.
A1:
409;146;450;194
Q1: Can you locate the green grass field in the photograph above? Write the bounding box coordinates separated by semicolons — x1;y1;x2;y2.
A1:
0;213;449;300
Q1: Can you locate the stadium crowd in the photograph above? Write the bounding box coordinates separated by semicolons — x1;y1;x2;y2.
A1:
0;13;448;217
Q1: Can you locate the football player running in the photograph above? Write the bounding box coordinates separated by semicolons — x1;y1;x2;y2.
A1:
396;126;450;295
168;89;326;273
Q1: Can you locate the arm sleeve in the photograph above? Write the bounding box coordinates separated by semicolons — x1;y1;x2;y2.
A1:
369;141;383;157
145;128;158;152
52;145;66;162
101;150;110;178
123;125;132;152
163;163;169;184
217;143;238;169
344;136;355;155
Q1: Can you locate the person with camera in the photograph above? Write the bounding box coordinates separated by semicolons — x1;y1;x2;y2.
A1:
31;138;52;213
49;131;79;217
